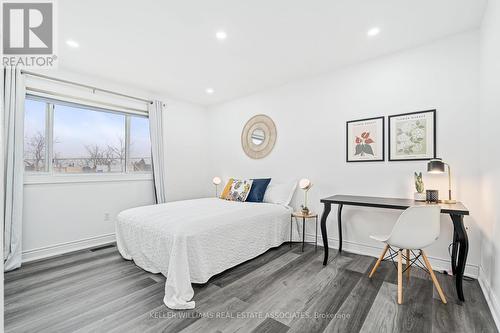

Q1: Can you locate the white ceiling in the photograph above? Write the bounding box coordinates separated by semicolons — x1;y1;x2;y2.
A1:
58;0;486;106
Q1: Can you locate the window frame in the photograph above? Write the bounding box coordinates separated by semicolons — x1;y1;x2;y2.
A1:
23;94;153;184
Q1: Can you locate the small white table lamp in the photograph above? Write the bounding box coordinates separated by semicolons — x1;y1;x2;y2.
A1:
213;177;222;197
299;178;313;214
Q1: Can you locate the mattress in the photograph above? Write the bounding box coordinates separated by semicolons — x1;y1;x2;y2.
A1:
116;197;293;309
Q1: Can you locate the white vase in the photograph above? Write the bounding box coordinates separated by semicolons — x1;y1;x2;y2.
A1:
414;192;426;202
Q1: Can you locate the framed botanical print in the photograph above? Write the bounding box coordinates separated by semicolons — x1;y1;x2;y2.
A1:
346;116;385;162
388;109;436;161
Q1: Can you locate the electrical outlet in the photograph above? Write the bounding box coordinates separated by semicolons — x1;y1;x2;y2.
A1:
104;213;110;222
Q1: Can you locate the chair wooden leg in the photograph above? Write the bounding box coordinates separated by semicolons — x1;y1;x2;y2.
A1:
421;250;447;304
369;244;389;278
406;249;411;282
397;250;403;304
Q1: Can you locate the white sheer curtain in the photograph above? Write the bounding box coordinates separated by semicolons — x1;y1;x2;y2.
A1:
148;100;167;204
2;67;25;271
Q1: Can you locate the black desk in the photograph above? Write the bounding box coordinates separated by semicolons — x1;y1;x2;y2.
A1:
320;195;470;301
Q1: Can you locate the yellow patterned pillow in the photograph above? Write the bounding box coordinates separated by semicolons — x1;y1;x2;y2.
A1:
220;178;254;202
220;178;234;199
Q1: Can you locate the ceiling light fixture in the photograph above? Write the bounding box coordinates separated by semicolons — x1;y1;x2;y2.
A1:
215;31;227;40
367;27;380;37
66;39;80;48
206;88;215;95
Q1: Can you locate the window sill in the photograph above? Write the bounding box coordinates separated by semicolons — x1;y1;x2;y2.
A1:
24;173;153;185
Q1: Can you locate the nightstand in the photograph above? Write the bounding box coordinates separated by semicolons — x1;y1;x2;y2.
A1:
290;211;318;252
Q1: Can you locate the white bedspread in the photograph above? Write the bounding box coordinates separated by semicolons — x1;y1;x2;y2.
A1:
115;198;292;309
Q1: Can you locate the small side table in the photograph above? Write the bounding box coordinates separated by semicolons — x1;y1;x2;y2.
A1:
290;211;319;252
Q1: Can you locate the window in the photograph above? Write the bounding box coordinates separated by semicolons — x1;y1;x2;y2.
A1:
128;116;152;172
53;104;126;173
24;99;48;172
24;96;152;176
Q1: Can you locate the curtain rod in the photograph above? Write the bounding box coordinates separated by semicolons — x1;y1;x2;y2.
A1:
21;70;154;105
26;86;148;115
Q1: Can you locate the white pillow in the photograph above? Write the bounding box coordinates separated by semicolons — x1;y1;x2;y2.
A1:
263;181;297;206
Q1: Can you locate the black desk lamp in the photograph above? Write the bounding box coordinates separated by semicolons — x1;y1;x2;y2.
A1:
427;158;456;204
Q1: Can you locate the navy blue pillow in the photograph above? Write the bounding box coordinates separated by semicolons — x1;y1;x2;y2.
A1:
246;178;272;202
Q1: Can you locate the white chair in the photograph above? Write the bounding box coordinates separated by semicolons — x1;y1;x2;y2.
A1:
368;205;447;304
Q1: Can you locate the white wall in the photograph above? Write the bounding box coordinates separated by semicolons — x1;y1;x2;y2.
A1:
208;31;482;276
22;69;211;261
164;98;211;201
478;0;500;325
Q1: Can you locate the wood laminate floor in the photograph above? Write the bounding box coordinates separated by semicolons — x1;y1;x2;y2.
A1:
4;243;497;333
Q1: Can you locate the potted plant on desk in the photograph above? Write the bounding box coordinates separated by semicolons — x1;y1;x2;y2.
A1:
414;172;426;201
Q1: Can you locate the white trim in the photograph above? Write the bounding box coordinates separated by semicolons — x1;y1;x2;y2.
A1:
304;233;479;278
46;103;54;173
22;233;116;263
125;116;131;172
478;265;500;330
24;172;152;185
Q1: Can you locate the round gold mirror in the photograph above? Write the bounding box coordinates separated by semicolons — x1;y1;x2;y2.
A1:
241;114;277;159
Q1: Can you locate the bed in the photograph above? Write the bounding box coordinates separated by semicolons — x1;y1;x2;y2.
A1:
115;197;293;309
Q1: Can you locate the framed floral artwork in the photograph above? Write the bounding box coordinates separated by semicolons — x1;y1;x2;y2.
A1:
346;116;385;162
388;109;436;161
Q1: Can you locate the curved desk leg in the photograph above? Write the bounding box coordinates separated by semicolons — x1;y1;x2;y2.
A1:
451;228;458;275
338;204;344;253
321;203;332;265
451;214;468;302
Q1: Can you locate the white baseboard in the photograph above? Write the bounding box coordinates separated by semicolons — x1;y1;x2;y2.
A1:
478;266;500;330
22;233;116;263
305;233;479;278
